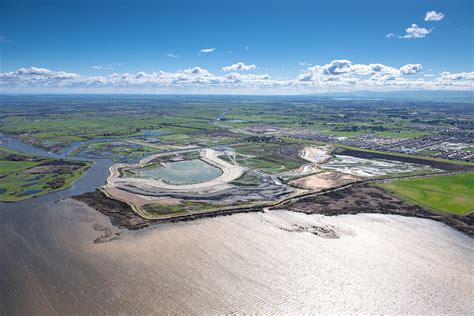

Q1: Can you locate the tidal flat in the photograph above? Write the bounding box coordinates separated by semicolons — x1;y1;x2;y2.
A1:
0;197;471;314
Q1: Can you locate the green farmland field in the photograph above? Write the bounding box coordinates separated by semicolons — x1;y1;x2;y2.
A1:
233;141;306;174
379;172;474;216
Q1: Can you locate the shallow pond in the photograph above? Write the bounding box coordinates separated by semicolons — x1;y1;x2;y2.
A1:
136;159;222;184
18;189;43;196
322;155;435;177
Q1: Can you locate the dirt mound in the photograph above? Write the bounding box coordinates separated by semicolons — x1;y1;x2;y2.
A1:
290;171;358;191
72;190;150;230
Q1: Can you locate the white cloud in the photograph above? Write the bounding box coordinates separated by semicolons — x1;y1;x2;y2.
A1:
402;24;431;39
399;64;423;75
0;67;80;88
387;10;443;40
183;66;211;76
167;53;180;58
92;64;120;70
200;48;215;53
435;71;474;85
425;11;444;21
1;61;473;93
224;72;270;85
298;61;307;66
295;60;472;91
222;62;256;72
302;60;399;77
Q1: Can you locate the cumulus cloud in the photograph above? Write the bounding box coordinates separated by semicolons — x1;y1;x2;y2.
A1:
300;60;422;80
200;48;215;53
388;24;432;39
0;67;80;88
402;24;431;39
425;10;444;21
222;62;256;72
167;53;180;58
399;64;423;75
1;61;473;92
295;60;472;91
224;72;271;85
301;60;399;78
435;71;474;84
387;10;443;40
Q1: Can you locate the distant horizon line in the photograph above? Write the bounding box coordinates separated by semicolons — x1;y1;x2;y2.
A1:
1;89;473;96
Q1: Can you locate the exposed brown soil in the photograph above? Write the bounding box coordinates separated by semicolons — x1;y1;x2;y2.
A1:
39;160;84;166
23;164;79;174
92;223;121;244
289;171;359;191
72;190;151;230
72;189;263;230
4;154;41;162
47;177;66;190
18;133;66;152
74;185;472;236
274;184;473;236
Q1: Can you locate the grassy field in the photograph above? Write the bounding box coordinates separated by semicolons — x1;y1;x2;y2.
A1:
378;172;474;215
142;201;216;215
374;131;429;138
0;147;90;202
69;141;162;162
0;110;219;150
1;96;471;171
0;161;39;176
0;95;434;150
233;141;306;174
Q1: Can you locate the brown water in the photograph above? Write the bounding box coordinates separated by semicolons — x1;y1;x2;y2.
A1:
0;197;472;314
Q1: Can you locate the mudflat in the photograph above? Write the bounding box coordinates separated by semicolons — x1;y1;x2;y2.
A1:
0;197;471;314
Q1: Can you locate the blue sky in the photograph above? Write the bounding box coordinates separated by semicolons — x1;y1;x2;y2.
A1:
0;0;472;93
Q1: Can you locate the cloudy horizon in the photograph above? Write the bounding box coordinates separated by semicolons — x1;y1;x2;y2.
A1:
1;0;472;94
